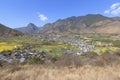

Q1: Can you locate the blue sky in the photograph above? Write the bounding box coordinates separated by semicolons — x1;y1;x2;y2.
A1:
0;0;120;28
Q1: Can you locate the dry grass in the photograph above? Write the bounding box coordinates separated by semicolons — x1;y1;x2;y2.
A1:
0;50;120;80
0;63;120;80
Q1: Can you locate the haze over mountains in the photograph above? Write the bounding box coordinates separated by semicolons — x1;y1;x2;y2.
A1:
1;14;120;35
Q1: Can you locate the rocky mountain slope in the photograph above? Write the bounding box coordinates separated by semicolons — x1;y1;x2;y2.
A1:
0;23;23;36
15;23;38;34
38;14;120;34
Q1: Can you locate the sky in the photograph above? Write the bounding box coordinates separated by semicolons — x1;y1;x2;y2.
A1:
0;0;120;28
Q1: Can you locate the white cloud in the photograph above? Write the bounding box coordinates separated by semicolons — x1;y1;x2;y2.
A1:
104;2;120;16
38;14;48;21
111;7;120;15
104;10;109;14
110;3;120;9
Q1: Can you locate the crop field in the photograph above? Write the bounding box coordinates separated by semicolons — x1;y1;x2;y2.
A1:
32;41;79;57
0;35;120;56
0;42;22;52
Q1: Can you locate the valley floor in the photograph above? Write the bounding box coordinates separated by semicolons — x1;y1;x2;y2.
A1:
0;64;120;80
0;35;120;80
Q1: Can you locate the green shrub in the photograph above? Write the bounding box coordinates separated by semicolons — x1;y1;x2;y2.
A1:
48;48;61;57
29;57;45;64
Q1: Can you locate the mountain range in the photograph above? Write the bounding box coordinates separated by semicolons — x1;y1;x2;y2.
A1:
37;14;120;34
1;14;120;35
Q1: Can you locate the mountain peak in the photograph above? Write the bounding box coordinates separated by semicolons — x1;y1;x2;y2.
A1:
15;23;38;34
27;23;37;28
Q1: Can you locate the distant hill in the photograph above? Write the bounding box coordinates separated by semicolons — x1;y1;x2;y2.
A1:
37;14;120;34
0;23;23;36
15;23;38;34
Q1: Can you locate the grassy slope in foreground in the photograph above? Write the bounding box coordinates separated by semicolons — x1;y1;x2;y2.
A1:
0;64;120;80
